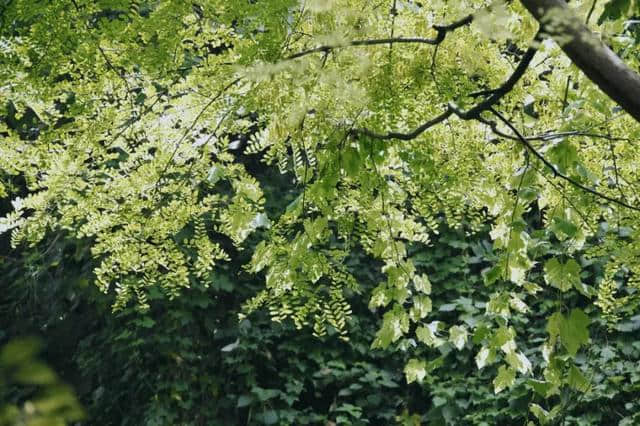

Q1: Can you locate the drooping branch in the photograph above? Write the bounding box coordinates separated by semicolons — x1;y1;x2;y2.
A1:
489;107;640;212
284;14;473;60
520;0;640;123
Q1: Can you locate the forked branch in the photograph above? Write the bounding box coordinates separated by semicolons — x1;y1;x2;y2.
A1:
353;36;538;140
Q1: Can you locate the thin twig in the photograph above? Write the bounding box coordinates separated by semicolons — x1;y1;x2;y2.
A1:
477;117;632;142
153;78;241;194
489;107;640;212
585;0;598;24
506;152;530;278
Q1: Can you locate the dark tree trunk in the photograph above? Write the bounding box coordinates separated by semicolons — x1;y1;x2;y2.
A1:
520;0;640;123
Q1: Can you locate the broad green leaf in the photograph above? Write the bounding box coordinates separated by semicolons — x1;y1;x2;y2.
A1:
373;305;409;348
567;364;590;392
416;322;444;347
527;379;556;398
546;311;563;346
493;365;516;393
476;347;494;369
505;350;532;374
404;358;427;384
547;309;590;356
551;216;578;239
207;165;224;184
342;146;361;176
544;258;581;292
15;362;56;385
529;403;552;425
548;140;578;174
560;309;590;356
482;265;502;286
413;274;431;294
237;395;253;408
409;295;432;322
261;410;278;425
0;337;40;367
448;325;468;350
221;339;240;353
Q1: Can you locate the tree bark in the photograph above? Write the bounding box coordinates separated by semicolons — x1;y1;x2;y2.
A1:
520;0;640;123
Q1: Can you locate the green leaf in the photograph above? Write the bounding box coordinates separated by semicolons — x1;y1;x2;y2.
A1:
373;305;409;348
449;325;468;350
529;403;552;425
546;311;563;344
416;322;444;347
438;303;457;312
550;309;591;356
475;347;493;369
207;165;224;184
221;339;240;353
493;365;516;393
527;379;555;398
15;361;56;385
544;258;581;292
253;387;280;402
409;295;432;322
551;216;578;238
505;350;532;374
562;309;590;356
261;410;278;425
413;274;431;294
404;358;427;384
0;337;40;367
237;395;253;408
567;364;590;392
482;265;502;285
548;140;578;174
342;146;361;176
547;309;590;356
285;194;302;213
138;316;155;328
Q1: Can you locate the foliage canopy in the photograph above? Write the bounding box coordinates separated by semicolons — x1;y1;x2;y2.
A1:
3;0;640;415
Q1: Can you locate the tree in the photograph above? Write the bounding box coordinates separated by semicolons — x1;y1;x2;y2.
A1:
2;0;640;413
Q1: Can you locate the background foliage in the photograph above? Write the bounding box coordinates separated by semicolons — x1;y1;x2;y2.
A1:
2;207;640;425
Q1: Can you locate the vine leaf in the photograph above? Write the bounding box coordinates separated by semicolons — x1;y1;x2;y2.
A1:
547;309;590;356
404;358;427;384
493;365;516;393
544;258;581;293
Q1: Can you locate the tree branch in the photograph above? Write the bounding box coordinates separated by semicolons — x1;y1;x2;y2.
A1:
454;44;538;120
520;0;640;123
284;14;473;60
355;109;453;140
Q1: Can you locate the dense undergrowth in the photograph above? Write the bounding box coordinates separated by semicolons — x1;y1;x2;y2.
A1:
2;206;640;425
